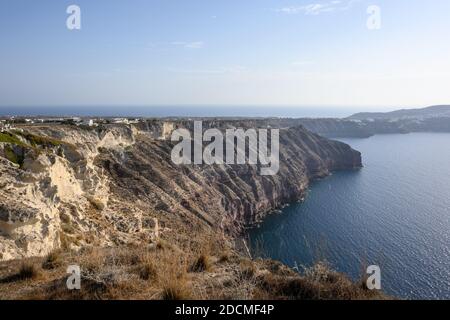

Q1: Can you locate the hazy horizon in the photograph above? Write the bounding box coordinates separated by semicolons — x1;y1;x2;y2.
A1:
0;104;440;118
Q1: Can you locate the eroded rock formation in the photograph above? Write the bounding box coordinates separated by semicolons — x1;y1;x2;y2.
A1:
0;121;361;261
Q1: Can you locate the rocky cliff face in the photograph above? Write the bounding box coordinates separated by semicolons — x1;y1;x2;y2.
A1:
0;121;361;261
198;106;450;138
297;117;450;138
296;105;450;138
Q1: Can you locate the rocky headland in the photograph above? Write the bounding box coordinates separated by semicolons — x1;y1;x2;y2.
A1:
0;120;385;300
297;105;450;138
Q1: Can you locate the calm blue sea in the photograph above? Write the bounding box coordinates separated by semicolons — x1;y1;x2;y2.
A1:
249;133;450;299
0;106;365;118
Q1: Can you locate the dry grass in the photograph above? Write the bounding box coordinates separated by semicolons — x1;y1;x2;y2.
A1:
17;262;41;280
257;261;387;300
86;196;105;211
0;262;42;284
0;230;388;300
161;281;192;300
218;252;231;263
1;238;193;300
189;254;211;273
137;262;157;281
42;250;63;270
239;259;257;280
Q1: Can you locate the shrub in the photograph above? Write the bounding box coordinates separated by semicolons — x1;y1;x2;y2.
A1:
42;251;62;270
62;223;76;234
4;145;22;165
87;196;105;211
17;262;40;280
161;282;192;300
16;132;64;148
189;254;211;273
156;239;171;250
138;263;157;281
239;260;256;279
218;252;230;263
0;132;26;146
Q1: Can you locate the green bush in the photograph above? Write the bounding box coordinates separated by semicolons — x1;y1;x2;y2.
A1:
4;145;24;166
0;132;26;146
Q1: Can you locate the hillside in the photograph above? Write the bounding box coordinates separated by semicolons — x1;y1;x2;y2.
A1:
0;121;387;300
291;105;450;138
347;105;450;121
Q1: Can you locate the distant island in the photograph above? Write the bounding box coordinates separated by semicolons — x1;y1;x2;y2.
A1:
348;105;450;121
299;105;450;138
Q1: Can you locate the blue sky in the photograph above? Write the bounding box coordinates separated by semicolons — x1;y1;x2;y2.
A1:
1;0;450;110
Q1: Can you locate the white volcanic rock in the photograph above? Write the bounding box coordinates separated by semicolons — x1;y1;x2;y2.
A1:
0;122;361;261
0;157;61;260
0;126;141;261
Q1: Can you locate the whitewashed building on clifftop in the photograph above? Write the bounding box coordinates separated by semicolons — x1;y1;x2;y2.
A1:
83;119;94;127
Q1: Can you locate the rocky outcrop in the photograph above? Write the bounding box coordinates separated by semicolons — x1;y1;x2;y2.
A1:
191;106;450;139
0;121;361;260
0;126;139;260
297;105;450;138
98;124;361;235
348;105;450;121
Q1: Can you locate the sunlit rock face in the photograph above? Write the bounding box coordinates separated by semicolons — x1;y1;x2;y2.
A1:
0;121;360;261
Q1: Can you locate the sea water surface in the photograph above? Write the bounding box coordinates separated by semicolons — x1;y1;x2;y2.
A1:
0;106;365;118
249;133;450;299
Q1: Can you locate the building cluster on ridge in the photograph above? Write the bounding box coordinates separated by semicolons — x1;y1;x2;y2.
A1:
0;116;146;132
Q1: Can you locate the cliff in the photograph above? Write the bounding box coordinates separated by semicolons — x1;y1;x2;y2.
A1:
195;106;450;139
0;121;380;300
0;121;360;260
296;105;450;138
348;105;450;121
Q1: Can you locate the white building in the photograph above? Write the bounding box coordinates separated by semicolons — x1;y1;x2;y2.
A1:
113;118;129;124
83;119;94;127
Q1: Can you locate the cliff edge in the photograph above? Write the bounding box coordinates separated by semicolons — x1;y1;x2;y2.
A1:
0;121;378;300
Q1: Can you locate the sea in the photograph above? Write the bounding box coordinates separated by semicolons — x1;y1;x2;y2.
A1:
0;106;366;118
249;133;450;299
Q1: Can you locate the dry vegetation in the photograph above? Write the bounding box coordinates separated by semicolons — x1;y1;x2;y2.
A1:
0;230;388;300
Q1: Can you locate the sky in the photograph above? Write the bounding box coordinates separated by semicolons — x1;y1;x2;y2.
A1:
1;0;450;112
